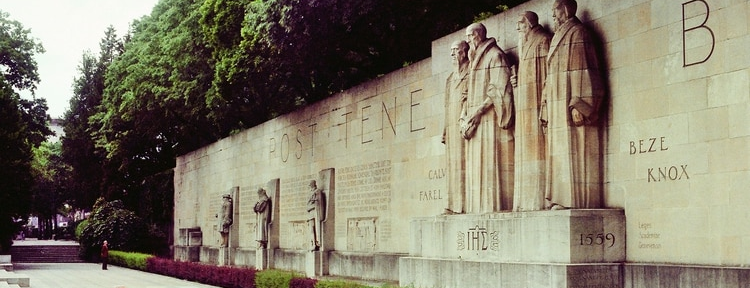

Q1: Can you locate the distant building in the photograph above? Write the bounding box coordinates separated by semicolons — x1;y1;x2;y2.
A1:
48;118;64;142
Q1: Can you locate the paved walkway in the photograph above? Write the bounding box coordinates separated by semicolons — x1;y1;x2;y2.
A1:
13;263;220;288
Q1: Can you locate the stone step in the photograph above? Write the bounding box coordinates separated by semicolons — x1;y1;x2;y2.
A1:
0;271;29;287
9;245;83;263
0;281;21;288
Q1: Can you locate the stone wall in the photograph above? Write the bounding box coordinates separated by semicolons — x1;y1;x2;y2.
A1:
174;0;750;284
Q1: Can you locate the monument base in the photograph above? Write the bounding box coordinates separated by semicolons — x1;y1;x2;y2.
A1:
401;209;626;288
218;247;229;266
173;245;200;262
624;263;750;287
410;209;625;263
400;257;622;288
256;248;271;270
305;251;329;277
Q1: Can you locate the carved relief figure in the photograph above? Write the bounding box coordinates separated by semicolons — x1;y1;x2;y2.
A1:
254;187;272;249
218;194;233;247
511;11;552;211
443;40;470;214
306;180;326;251
462;23;515;213
542;0;604;209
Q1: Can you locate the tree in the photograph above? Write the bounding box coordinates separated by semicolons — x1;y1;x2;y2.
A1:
30;142;71;239
62;26;123;209
0;10;48;252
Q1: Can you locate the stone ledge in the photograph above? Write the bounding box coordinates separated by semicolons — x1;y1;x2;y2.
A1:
410;209;625;263
399;257;623;288
0;271;29;287
624;263;750;288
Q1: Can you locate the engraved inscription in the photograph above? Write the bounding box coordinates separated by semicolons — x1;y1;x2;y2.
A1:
458;225;499;251
627;137;691;183
568;266;621;288
280;174;314;220
637;222;662;249
647;165;690;182
337;160;393;213
579;233;616;248
418;190;443;201
629;137;668;154
682;0;714;67
290;220;308;250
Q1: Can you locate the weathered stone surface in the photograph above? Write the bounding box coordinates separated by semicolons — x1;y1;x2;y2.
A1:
410;209;625;264
173;0;750;285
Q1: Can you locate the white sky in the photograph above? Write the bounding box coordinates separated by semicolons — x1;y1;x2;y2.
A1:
1;0;160;118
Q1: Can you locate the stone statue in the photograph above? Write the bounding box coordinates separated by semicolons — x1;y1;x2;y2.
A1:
443;40;470;215
254;187;272;249
541;0;605;209
511;11;552;211
219;194;233;247
461;22;515;213
306;180;326;251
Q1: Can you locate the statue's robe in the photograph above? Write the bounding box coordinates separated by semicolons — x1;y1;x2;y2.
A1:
464;37;514;213
542;17;605;208
444;65;469;213
513;25;552;211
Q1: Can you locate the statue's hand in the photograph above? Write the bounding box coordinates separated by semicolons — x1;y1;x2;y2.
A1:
571;108;584;126
510;74;518;88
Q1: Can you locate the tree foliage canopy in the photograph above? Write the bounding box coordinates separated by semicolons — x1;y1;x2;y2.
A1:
61;0;525;251
0;10;50;252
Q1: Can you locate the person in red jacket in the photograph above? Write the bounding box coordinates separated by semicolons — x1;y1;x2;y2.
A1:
101;240;109;270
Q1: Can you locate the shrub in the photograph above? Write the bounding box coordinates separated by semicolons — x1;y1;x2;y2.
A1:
290;277;317;288
146;257;256;288
78;198;152;260
74;219;88;240
109;250;152;270
255;270;299;288
315;280;370;288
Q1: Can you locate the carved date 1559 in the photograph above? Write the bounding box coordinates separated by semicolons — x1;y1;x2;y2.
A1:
579;233;616;248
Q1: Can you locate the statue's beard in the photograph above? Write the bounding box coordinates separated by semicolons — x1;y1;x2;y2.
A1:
553;18;564;32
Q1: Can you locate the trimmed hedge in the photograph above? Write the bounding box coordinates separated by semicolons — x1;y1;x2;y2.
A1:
290;277;317;288
147;257;257;288
107;254;403;288
108;250;151;271
255;270;304;288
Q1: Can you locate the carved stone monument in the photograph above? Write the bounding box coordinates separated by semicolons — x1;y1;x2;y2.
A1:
254;187;272;249
254;178;280;270
218;188;237;266
541;0;605;210
305;169;335;277
462;22;515;213
172;0;750;285
512;11;552;212
443;40;469;215
218;193;233;247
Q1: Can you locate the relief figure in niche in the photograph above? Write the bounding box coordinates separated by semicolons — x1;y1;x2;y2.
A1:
541;0;604;209
443;40;470;214
254;187;272;249
462;22;515;213
306;180;327;251
218;194;233;247
511;11;551;211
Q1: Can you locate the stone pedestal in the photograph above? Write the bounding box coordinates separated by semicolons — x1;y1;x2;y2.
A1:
400;209;625;288
218;247;229;266
256;248;271;270
305;251;328;278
